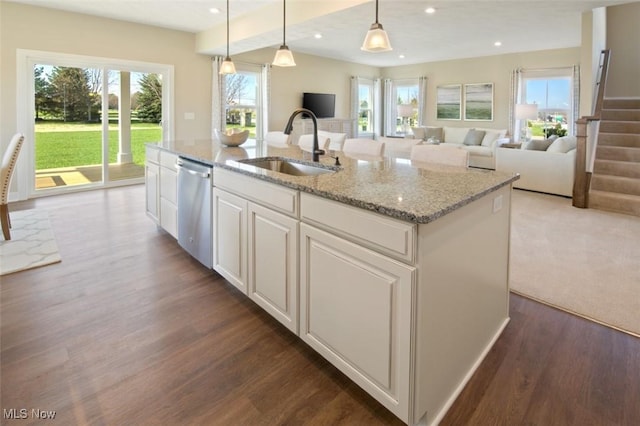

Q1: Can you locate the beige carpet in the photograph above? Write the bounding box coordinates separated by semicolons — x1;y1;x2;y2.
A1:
0;209;61;276
510;190;640;337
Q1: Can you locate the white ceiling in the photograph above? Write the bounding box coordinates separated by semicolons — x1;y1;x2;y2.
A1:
7;0;632;67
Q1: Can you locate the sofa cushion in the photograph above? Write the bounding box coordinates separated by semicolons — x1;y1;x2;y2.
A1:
443;127;470;144
480;129;504;147
463;145;493;157
547;135;577;153
425;127;443;141
524;138;554;151
411;126;443;141
463;129;486;146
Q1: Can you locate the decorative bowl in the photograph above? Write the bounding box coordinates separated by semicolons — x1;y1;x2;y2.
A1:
215;128;250;146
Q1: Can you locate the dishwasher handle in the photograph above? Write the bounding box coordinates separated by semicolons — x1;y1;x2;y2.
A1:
176;159;211;179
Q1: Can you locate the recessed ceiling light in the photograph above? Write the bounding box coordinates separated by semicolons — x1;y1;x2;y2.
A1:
494;41;502;47
314;33;322;39
209;7;220;14
425;7;436;14
399;54;405;59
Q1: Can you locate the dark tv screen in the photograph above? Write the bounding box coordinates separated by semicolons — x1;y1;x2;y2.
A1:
302;93;335;118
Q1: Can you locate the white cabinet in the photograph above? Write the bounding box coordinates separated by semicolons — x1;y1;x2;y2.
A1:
159;151;178;238
213;167;300;331
145;145;178;238
212;187;248;293
145;146;160;223
248;202;298;333
299;222;415;422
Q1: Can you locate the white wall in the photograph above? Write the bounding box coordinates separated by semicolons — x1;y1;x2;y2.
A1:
0;2;213;148
234;48;379;131
381;47;582;134
605;1;640;97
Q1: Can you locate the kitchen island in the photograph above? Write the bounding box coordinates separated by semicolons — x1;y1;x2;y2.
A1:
145;140;518;426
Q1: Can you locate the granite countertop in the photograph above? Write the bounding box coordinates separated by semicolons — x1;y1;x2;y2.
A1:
150;139;519;224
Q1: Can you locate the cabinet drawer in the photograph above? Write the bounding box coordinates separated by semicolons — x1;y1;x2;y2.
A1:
146;145;160;163
214;168;299;218
160;151;178;169
300;193;415;264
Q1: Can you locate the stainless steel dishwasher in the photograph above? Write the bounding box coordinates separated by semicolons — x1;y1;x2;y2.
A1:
177;157;212;268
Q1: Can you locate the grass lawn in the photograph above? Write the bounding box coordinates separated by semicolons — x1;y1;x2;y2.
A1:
35;121;161;169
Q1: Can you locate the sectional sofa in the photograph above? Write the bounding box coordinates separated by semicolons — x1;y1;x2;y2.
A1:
405;126;510;169
495;135;577;197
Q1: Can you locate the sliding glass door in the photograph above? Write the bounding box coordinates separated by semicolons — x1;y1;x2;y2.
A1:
19;50;172;197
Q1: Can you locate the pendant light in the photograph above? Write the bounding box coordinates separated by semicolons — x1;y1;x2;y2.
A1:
361;0;392;52
272;0;296;67
219;0;236;74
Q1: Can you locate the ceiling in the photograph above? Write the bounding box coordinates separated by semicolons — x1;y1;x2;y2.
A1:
7;0;631;67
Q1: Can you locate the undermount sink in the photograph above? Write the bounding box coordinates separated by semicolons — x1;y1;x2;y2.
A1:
238;157;337;176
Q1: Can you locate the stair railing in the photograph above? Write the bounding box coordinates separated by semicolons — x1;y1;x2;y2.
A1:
573;49;610;208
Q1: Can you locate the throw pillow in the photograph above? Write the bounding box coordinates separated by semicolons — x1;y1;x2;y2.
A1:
424;127;443;141
463;129;486;146
547;136;577;153
524;138;554;151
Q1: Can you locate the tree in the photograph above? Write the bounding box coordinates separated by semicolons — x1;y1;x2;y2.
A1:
136;73;162;123
34;66;53;120
48;67;92;121
225;73;247;106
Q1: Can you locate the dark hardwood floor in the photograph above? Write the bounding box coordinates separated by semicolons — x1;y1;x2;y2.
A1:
1;185;639;425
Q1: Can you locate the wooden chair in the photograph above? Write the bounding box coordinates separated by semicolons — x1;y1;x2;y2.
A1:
1;134;25;240
342;138;385;156
264;131;291;148
410;144;469;167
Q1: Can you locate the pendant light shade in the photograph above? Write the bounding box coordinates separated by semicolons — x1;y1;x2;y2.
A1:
273;0;296;67
361;0;392;52
220;0;236;74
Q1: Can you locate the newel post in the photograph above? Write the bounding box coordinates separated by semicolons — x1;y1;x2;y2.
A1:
572;118;590;208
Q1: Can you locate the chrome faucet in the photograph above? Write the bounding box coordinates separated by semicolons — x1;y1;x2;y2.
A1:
284;108;325;162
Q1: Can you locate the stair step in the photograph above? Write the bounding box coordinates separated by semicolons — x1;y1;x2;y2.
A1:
594;159;640;178
601;109;640;121
590;174;640;196
599;120;640;134
589;190;640;217
603;98;640;110
596;146;640;162
598;133;640;148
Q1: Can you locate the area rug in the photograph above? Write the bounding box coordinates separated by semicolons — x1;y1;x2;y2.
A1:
0;209;61;276
509;190;640;338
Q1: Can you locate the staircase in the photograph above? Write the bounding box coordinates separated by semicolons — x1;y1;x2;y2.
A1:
589;98;640;217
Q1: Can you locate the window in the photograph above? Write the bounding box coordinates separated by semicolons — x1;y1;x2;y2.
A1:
225;70;258;139
358;79;374;137
222;63;265;144
385;79;419;136
517;67;577;140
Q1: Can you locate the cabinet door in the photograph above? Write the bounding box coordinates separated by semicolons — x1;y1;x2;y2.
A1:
248;202;298;333
159;167;177;238
145;162;160;223
299;223;414;423
213;188;247;293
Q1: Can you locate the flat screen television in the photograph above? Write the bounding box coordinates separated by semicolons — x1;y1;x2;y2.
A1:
302;92;336;118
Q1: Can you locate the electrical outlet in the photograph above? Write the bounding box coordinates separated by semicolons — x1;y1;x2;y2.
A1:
493;195;503;213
